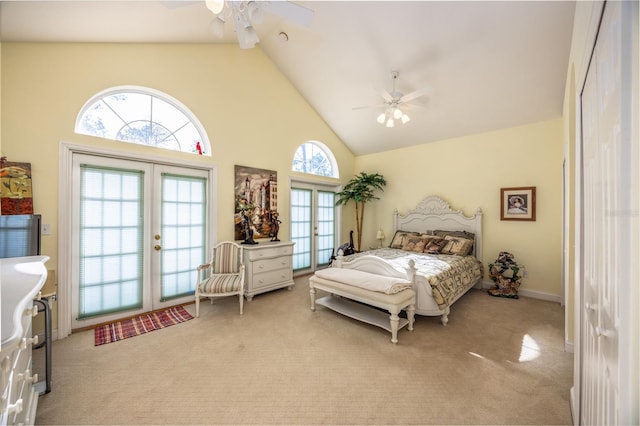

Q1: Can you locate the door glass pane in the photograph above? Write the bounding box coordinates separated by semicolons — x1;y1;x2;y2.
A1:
78;165;144;318
291;188;312;270
317;190;335;266
160;173;206;301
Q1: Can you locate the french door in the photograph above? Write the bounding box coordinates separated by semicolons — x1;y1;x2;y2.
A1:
290;182;338;274
71;154;209;328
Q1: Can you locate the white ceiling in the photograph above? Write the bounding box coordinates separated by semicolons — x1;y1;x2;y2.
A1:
0;0;576;156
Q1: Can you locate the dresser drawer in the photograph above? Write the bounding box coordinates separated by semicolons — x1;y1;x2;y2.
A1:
251;256;292;274
246;244;293;261
252;269;293;289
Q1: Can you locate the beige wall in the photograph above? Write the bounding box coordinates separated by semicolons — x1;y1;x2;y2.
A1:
355;118;565;298
1;42;355;265
0;42;355;333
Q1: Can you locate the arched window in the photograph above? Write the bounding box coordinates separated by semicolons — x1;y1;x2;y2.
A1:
291;141;338;178
75;86;211;156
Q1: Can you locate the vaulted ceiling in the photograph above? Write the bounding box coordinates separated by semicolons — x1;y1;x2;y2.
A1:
0;1;576;155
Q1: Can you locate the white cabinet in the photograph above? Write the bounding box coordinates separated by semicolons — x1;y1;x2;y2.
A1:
242;242;294;301
1;256;49;426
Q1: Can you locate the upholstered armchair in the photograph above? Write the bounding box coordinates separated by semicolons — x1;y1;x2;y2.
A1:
195;241;245;317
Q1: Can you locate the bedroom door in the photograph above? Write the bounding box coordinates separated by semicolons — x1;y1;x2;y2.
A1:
290;183;338;273
579;1;637;423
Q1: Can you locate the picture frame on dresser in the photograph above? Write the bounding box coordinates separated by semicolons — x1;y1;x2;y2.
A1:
500;186;536;221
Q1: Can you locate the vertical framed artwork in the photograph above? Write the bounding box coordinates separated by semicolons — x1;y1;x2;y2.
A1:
0;159;34;215
500;186;536;221
234;165;278;241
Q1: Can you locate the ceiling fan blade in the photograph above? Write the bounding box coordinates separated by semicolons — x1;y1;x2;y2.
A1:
159;1;200;9
352;104;386;111
399;87;432;104
380;88;394;103
259;1;314;27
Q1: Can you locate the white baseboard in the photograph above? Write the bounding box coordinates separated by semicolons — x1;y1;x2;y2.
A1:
480;279;562;303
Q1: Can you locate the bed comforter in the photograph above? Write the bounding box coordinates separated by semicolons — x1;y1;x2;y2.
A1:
343;248;483;310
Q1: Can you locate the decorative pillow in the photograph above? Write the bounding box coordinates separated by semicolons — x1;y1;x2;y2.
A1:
433;229;475;241
424;237;448;254
389;231;419;249
440;235;474;256
401;236;428;253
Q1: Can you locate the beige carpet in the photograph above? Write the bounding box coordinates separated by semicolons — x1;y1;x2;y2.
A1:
34;274;573;425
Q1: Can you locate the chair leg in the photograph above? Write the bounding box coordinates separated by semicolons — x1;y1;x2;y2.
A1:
195;296;200;318
239;293;244;315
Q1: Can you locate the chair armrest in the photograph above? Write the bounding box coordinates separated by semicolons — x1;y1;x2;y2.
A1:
197;263;211;271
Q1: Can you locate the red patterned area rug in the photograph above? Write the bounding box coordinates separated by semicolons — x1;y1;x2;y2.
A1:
94;306;194;346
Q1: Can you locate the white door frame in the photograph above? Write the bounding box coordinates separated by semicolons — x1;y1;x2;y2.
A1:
58;141;217;338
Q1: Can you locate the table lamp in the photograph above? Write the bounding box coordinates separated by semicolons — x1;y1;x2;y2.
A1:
376;229;385;248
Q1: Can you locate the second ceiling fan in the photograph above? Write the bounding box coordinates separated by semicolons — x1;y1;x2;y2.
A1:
354;71;432;127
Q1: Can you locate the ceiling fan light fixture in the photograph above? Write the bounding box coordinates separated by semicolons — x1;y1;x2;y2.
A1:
205;0;225;15
238;24;259;49
401;114;410;124
376;112;386;124
392;107;403;120
247;1;264;24
209;16;226;38
386;118;394;128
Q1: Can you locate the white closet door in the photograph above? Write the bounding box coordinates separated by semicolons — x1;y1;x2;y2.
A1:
579;1;637;423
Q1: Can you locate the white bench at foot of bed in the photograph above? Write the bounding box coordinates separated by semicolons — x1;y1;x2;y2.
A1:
309;272;416;344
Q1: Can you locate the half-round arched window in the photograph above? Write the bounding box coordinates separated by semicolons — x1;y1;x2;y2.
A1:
292;141;338;178
75;86;211;156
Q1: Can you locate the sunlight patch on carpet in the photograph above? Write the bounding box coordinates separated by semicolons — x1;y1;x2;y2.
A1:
94;306;193;346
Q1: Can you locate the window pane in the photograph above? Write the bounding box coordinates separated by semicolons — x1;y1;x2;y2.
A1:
76;87;210;156
291;188;312;270
160;173;206;301
78;165;144;318
292;141;337;177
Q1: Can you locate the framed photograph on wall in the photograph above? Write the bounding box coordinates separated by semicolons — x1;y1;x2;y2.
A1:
500;186;536;221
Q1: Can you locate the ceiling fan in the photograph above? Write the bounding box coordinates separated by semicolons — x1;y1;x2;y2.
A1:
354;71;431;128
204;0;314;49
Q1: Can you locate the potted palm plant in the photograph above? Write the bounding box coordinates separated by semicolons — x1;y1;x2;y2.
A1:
336;172;387;252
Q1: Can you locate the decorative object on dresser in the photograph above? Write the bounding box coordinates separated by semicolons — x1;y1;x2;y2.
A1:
269;211;281;242
234;165;278;242
195;241;245;316
1;256;49;426
335;171;386;252
500;186;536;221
243;241;295;301
488;251;523;299
331;195;483;326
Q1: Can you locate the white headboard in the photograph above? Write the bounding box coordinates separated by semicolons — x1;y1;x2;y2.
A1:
393;195;483;263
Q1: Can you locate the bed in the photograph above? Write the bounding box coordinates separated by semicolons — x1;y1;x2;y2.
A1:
331;195;483;325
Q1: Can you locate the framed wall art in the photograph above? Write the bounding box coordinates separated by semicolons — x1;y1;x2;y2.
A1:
234;165;278;242
0;158;34;215
500;186;536;221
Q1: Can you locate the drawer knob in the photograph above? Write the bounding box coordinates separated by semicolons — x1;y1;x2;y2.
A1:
6;398;23;415
19;336;38;350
